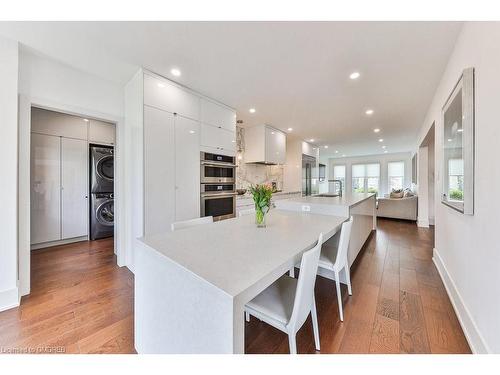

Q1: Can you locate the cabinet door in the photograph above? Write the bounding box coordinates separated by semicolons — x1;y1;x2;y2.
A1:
144;105;176;235
144;74;200;121
200;98;236;131
31;133;61;244
61;138;88;239
175;116;201;221
89;119;115;145
200;123;236;154
264;127;286;164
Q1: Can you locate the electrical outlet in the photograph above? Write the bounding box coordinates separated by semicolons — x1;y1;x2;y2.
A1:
302;205;311;212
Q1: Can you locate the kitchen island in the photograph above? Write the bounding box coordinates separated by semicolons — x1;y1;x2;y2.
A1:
134;210;347;354
275;192;376;271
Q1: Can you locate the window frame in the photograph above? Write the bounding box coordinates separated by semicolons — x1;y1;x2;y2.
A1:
387;161;405;192
351;163;380;195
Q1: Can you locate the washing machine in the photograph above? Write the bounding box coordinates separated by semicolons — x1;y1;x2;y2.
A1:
90;193;114;240
90;145;114;193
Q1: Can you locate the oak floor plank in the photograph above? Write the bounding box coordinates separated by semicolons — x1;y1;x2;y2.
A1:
369;314;399;353
400;291;431;353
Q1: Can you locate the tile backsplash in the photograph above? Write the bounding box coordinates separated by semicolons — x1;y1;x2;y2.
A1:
236;126;284;190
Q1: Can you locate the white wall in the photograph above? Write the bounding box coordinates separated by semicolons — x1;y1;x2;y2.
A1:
326;152;412;196
0;36;19;311
415;22;500;353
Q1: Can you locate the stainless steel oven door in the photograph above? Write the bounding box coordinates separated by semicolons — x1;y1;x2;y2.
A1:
200;161;236;184
200;192;237;221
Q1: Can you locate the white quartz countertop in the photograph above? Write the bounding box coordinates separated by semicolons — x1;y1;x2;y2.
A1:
138;210;347;298
282;192;376;207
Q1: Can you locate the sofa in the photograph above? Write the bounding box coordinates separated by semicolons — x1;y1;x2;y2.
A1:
376;195;418;221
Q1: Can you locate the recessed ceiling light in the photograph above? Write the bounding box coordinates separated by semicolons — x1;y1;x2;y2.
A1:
349;72;360;80
157;83;166;88
309;139;315;142
384;150;388;153
365;109;374;115
342;154;346;157
189;130;195;134
249;108;256;114
457;128;463;132
382;145;387;149
448;138;452;142
83;118;89;122
287;127;293;132
373;128;380;133
271;131;275;135
335;150;339;154
378;138;384;142
171;68;181;77
324;145;329;149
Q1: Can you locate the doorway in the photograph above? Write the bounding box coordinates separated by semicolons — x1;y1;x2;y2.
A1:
18;96;125;297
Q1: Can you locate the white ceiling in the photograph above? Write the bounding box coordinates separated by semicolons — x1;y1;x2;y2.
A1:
0;21;462;157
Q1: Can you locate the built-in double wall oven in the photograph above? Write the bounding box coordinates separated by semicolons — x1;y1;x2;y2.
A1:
200;152;237;221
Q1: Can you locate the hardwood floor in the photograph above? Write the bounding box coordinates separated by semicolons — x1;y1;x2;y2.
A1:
0;238;135;354
0;219;470;354
245;219;471;354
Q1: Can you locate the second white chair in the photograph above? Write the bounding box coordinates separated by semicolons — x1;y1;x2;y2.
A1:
244;233;324;354
292;216;354;321
171;216;213;231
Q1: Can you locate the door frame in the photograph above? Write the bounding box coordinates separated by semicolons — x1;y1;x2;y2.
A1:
18;94;126;297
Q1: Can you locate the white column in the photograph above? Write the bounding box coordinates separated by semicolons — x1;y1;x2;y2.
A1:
0;36;19;311
417;146;430;228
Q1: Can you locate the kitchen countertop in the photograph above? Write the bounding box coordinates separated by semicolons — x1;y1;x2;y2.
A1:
137;209;346;297
236;190;301;200
281;192;376;207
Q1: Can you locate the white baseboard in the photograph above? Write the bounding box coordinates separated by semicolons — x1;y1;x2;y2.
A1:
433;248;490;353
0;286;20;312
417;219;429;228
31;235;88;250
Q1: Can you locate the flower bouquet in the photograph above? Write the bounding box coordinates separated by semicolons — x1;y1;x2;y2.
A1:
249;184;273;228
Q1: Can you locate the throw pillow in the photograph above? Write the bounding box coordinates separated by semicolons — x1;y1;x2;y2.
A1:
390;189;404;199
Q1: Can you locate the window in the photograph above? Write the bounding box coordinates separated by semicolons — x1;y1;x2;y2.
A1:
448;158;464;201
332;165;346;195
352;163;380;194
388;161;405;191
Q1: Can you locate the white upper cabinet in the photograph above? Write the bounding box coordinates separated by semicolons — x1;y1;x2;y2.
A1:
31;107;88;140
200;123;236;156
175;116;201;221
143;73;200;121
89;119;115;145
302;141;319;158
200;98;236;132
244;125;286;164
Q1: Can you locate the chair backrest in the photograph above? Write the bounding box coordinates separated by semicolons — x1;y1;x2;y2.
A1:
171;216;213;231
288;232;323;333
238;208;255;217
334;216;354;271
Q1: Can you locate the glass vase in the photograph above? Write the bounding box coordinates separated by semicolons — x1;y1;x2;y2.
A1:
255;206;267;228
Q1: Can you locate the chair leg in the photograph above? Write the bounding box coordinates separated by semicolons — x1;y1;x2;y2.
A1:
288;333;297;354
245;311;250;322
335;273;344;322
289;267;295;278
345;266;352;296
311;295;321;351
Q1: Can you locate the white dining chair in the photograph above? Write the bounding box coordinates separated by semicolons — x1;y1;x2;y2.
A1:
244;233;323;354
238;208;255;217
291;216;353;321
171;216;213;231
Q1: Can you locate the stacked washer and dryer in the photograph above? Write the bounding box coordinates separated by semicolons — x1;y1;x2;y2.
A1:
90;145;114;240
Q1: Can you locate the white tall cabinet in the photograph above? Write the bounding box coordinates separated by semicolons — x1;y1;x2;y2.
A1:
31;133;61;244
61;138;88;239
137;71;236;236
30;134;88;245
